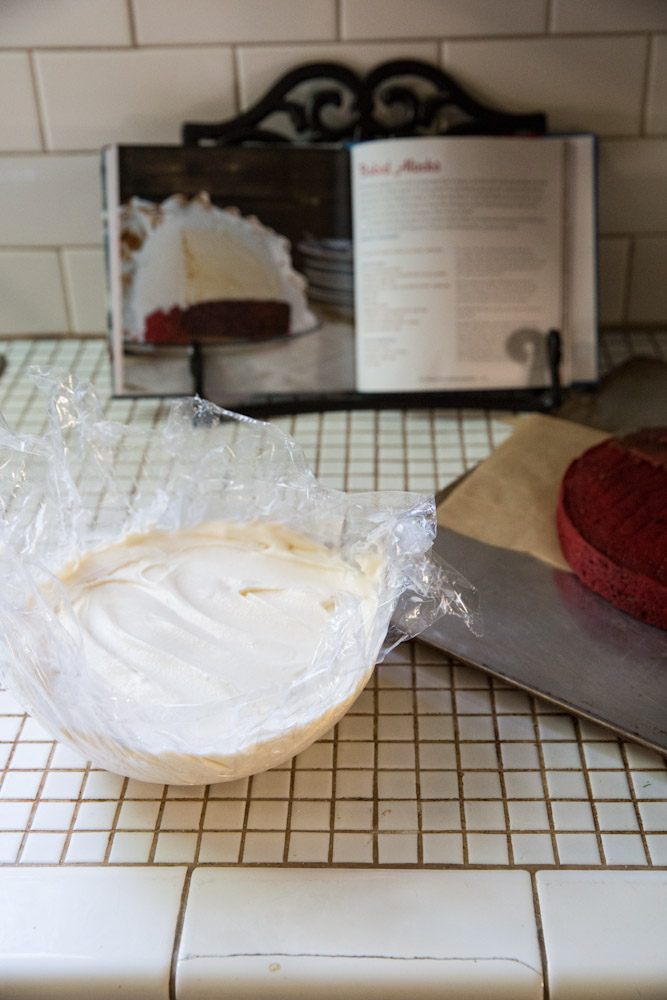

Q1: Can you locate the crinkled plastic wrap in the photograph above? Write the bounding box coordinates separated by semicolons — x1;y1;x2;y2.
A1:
0;370;478;784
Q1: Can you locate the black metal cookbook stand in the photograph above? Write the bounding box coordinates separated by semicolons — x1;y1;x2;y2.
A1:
179;59;563;415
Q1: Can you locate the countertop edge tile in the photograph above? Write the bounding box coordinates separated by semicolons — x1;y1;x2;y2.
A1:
175;867;544;999
536;869;667;1000
0;865;188;1000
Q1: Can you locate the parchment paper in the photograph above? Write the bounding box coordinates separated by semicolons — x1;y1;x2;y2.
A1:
436;414;609;571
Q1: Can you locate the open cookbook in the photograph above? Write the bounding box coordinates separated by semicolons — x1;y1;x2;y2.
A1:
101;133;597;412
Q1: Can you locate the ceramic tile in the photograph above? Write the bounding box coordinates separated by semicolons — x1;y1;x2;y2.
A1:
331;831;374;863
73;801;119;831
581;741;625;769
64;831;111;863
0;252;68;335
342;0;545;38
291;800;331;831
198;832;242;863
2;0;132;46
457;716;495;740
551;802;596;832
0;866;185;998
0;801;33;831
153;831;199;863
378;742;415;769
598;139;667;234
501;743;540;770
378;800;419;831
377;770;416;799
595;802;639;832
420;800;461;831
552;0;667;32
246;800;289;831
537;871;667;998
203;799;246;829
637;801;667;831
546;770;589;799
135;0;335;44
465;801;506;831
444;35;646;136
497;715;535;741
588;770;632;800
292;769;333;799
0;771;43;800
35;48;236;150
631;770;667;799
511;834;555;865
337;741;375;768
504;772;545;799
116;800;162;831
334;800;373;830
123;780;164;800
509;801;550;831
466;833;510;865
0;154;101;245
0;54;42;152
624;743;666;769
646;835;667;864
463;771;503;798
0;832;22;863
177;868;541;999
419;742;457;768
8;742;52;770
81;771;125;799
419;771;459;799
601;833;648;866
30;801;75;831
61;249;107;334
418;715;455;740
287;831;330;862
250;770;291;798
628;236;667;323
19;832;67;863
458;742;497;768
335;769;374;798
241;831;285;863
555;833;602;866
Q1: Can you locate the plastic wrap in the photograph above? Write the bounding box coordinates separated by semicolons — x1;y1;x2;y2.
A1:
0;370;478;784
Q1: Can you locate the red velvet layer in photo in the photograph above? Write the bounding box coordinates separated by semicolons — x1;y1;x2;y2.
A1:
556;427;667;629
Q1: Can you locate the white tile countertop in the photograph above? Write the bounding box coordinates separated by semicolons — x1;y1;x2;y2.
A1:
0;333;666;999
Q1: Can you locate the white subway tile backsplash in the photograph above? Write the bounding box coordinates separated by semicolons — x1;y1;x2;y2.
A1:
341;0;547;40
443;35;647;136
597;238;630;325
647;34;667;134
551;0;667;34
0;251;68;334
1;0;132;47
628;236;667;323
237;41;439;108
598;139;667;234
0;55;42;152
0;154;102;246
133;0;337;45
61;248;107;333
35;48;236;150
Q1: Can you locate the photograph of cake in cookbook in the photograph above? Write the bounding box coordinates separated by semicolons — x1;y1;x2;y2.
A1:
102;143;355;405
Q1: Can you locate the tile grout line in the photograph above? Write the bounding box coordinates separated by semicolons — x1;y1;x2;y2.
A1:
168;864;195;1000
530;697;560;866
620;740;652;866
574;718;608;866
530;869;551;1000
489;678;515;866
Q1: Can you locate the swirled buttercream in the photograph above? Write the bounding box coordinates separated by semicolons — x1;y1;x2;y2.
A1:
50;520;383;783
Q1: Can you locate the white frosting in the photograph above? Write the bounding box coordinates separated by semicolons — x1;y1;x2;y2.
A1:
51;520;382;782
121;194;317;339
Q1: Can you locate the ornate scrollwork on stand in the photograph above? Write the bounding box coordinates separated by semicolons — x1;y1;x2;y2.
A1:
182;59;546;146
